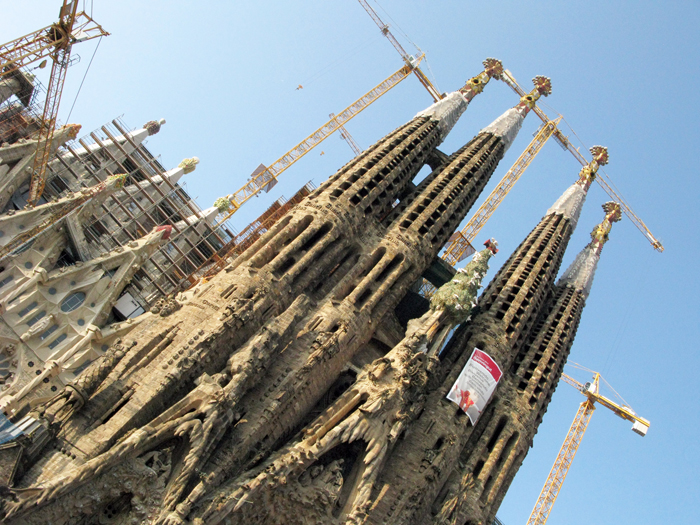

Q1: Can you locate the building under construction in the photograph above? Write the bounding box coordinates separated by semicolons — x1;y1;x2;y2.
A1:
0;2;659;522
0;56;637;525
0;70;234;405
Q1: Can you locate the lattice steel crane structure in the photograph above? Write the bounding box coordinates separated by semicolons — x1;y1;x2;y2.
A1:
499;69;662;252
0;0;109;207
213;58;423;226
212;1;445;226
357;0;443;102
330;112;363;157
526;367;650;525
438;69;663;265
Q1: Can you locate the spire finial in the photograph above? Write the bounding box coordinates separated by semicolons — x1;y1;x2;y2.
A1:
66;123;82;140
144;118;166;136
516;76;552;113
214;196;231;213
576;145;609;191
459;58;504;99
178;157;200;174
590;201;622;254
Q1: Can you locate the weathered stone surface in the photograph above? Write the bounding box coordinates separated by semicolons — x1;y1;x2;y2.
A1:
0;70;606;525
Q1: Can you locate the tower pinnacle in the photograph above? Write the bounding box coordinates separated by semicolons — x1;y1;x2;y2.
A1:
481;75;552;154
576;145;609;191
415;58;501;142
557;201;621;298
547;145;608;229
459;58;504;100
517;75;552;113
590;200;622;254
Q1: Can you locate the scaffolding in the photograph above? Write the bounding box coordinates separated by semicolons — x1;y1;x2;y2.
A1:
41;117;235;309
199;181;316;280
0;74;44;144
1;71;235;312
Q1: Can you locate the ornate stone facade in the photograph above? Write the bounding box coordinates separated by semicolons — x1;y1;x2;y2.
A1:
0;68;617;525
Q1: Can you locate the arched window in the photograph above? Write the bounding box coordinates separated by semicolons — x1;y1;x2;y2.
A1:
0;275;14;288
60;292;86;312
18;302;38;317
48;333;68;350
26;310;47;327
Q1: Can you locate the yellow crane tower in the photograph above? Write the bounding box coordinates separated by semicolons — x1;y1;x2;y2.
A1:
526;366;650;525
356;0;443;101
438;69;663;265
0;0;108;207
212;60;419;226
498;70;663;252
214;2;446;226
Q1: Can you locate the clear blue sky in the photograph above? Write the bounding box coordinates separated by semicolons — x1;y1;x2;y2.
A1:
2;1;698;523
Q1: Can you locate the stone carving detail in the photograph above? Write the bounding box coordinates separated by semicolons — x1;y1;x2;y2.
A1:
0;63;606;525
150;297;182;317
144;118;166;136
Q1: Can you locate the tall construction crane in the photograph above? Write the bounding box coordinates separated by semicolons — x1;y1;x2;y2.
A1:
443;117;562;264
330;112;363;157
357;0;443;102
0;1;109;207
438;71;663;265
526;367;650;525
213;1;447;226
498;69;663;253
213;59;421;226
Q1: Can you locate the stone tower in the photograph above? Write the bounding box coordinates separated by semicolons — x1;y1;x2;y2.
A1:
342;147;609;525
0;62;565;525
433;201;621;525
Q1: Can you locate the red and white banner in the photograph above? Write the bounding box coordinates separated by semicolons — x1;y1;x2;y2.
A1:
447;348;502;425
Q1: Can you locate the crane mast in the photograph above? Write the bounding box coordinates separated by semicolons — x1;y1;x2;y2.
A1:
0;1;109;207
214;61;417;226
0;8;106;78
526;371;650;525
499;69;663;252
357;0;443;102
442;118;561;264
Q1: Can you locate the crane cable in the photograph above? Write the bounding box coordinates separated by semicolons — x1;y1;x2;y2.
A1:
371;0;442;93
66;36;102;123
297;33;383;89
566;362;634;411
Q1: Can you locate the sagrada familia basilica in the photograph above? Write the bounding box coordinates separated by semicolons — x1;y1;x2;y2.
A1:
0;58;621;525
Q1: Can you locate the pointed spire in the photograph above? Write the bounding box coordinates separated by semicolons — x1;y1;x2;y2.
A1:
458;58;504;101
65;118;164;159
547;145;609;229
575;145;609;191
481;75;552;154
128;157;199;189
557;201;621;298
0;174;128;259
414;58;503;143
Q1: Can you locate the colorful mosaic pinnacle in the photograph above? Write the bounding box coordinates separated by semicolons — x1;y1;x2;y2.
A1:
143;118;166;136
213;196;232;213
178;156;200;174
460;58;504;97
591;201;622;254
577;145;610;190
518;75;552;110
105;172;128;189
